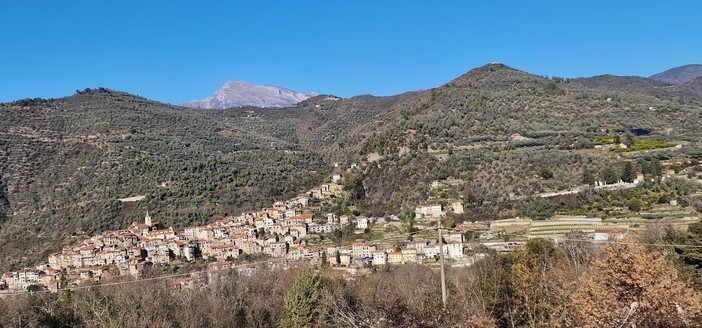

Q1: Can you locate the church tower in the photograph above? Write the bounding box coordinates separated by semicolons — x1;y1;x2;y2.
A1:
145;210;152;227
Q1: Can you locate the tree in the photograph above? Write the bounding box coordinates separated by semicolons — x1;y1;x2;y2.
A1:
279;267;325;328
601;167;619;184
320;251;327;268
582;169;595;186
342;172;365;202
621;161;636;183
538;167;554;180
651;158;663;177
628;198;642;212
641;160;651;176
572;237;702;327
660;222;702;289
507;239;560;326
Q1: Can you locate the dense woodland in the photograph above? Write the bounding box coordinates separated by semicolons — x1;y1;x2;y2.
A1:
0;89;326;271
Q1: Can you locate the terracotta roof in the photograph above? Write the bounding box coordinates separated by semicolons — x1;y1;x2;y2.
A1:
291;213;313;220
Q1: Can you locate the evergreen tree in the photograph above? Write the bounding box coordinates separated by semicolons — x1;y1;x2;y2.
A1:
582;169;595;186
621;162;636;183
601;168;618;184
651;158;663;177
280;268;324;328
320;251;327;268
641;160;651;176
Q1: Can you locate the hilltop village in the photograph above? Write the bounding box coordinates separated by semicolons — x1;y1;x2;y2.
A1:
1;166;700;293
0;177;461;293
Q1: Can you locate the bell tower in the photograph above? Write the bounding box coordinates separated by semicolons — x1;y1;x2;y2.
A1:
145;210;152;227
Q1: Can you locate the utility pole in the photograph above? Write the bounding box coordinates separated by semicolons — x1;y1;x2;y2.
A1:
438;219;447;307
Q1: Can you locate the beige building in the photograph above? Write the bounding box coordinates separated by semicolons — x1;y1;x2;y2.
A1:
401;248;418;263
415;205;443;219
387;251;403;264
351;243;376;259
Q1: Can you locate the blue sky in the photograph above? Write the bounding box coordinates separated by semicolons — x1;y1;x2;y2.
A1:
1;1;700;104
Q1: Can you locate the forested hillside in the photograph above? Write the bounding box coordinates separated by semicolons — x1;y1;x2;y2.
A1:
0;89;326;271
574;74;702;107
3;64;702;271
213;63;702;216
207;92;421;163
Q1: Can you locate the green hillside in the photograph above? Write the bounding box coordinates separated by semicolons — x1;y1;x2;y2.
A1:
0;88;326;270
3;64;702;271
574;74;702;107
213;64;702;216
356;64;702;211
206;91;420;163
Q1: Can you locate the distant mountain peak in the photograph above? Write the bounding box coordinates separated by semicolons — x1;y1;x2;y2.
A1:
649;64;702;84
181;81;318;109
223;81;250;87
448;63;526;87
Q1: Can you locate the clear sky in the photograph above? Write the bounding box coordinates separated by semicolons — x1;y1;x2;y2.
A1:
1;1;700;104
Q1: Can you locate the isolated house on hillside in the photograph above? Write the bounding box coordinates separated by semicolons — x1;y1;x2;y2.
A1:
415;205;443;219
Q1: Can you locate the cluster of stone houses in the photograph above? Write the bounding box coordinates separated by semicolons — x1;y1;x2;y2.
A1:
326;235;465;268
0;182;348;292
1;181;473;293
0;266;62;292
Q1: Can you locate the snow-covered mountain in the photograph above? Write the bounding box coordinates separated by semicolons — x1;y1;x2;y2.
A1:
181;81;318;109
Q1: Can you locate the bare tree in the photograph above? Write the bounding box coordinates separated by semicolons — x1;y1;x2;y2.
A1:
572;236;702;327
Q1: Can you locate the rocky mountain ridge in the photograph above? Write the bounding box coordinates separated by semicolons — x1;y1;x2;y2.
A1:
181;81;317;109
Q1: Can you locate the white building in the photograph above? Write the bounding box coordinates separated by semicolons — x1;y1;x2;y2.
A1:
445;242;464;259
3;269;43;291
372;251;387;266
451;201;464;214
340;215;350;225
415;205;443;219
423;245;441;258
332;174;342;184
356;217;369;229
